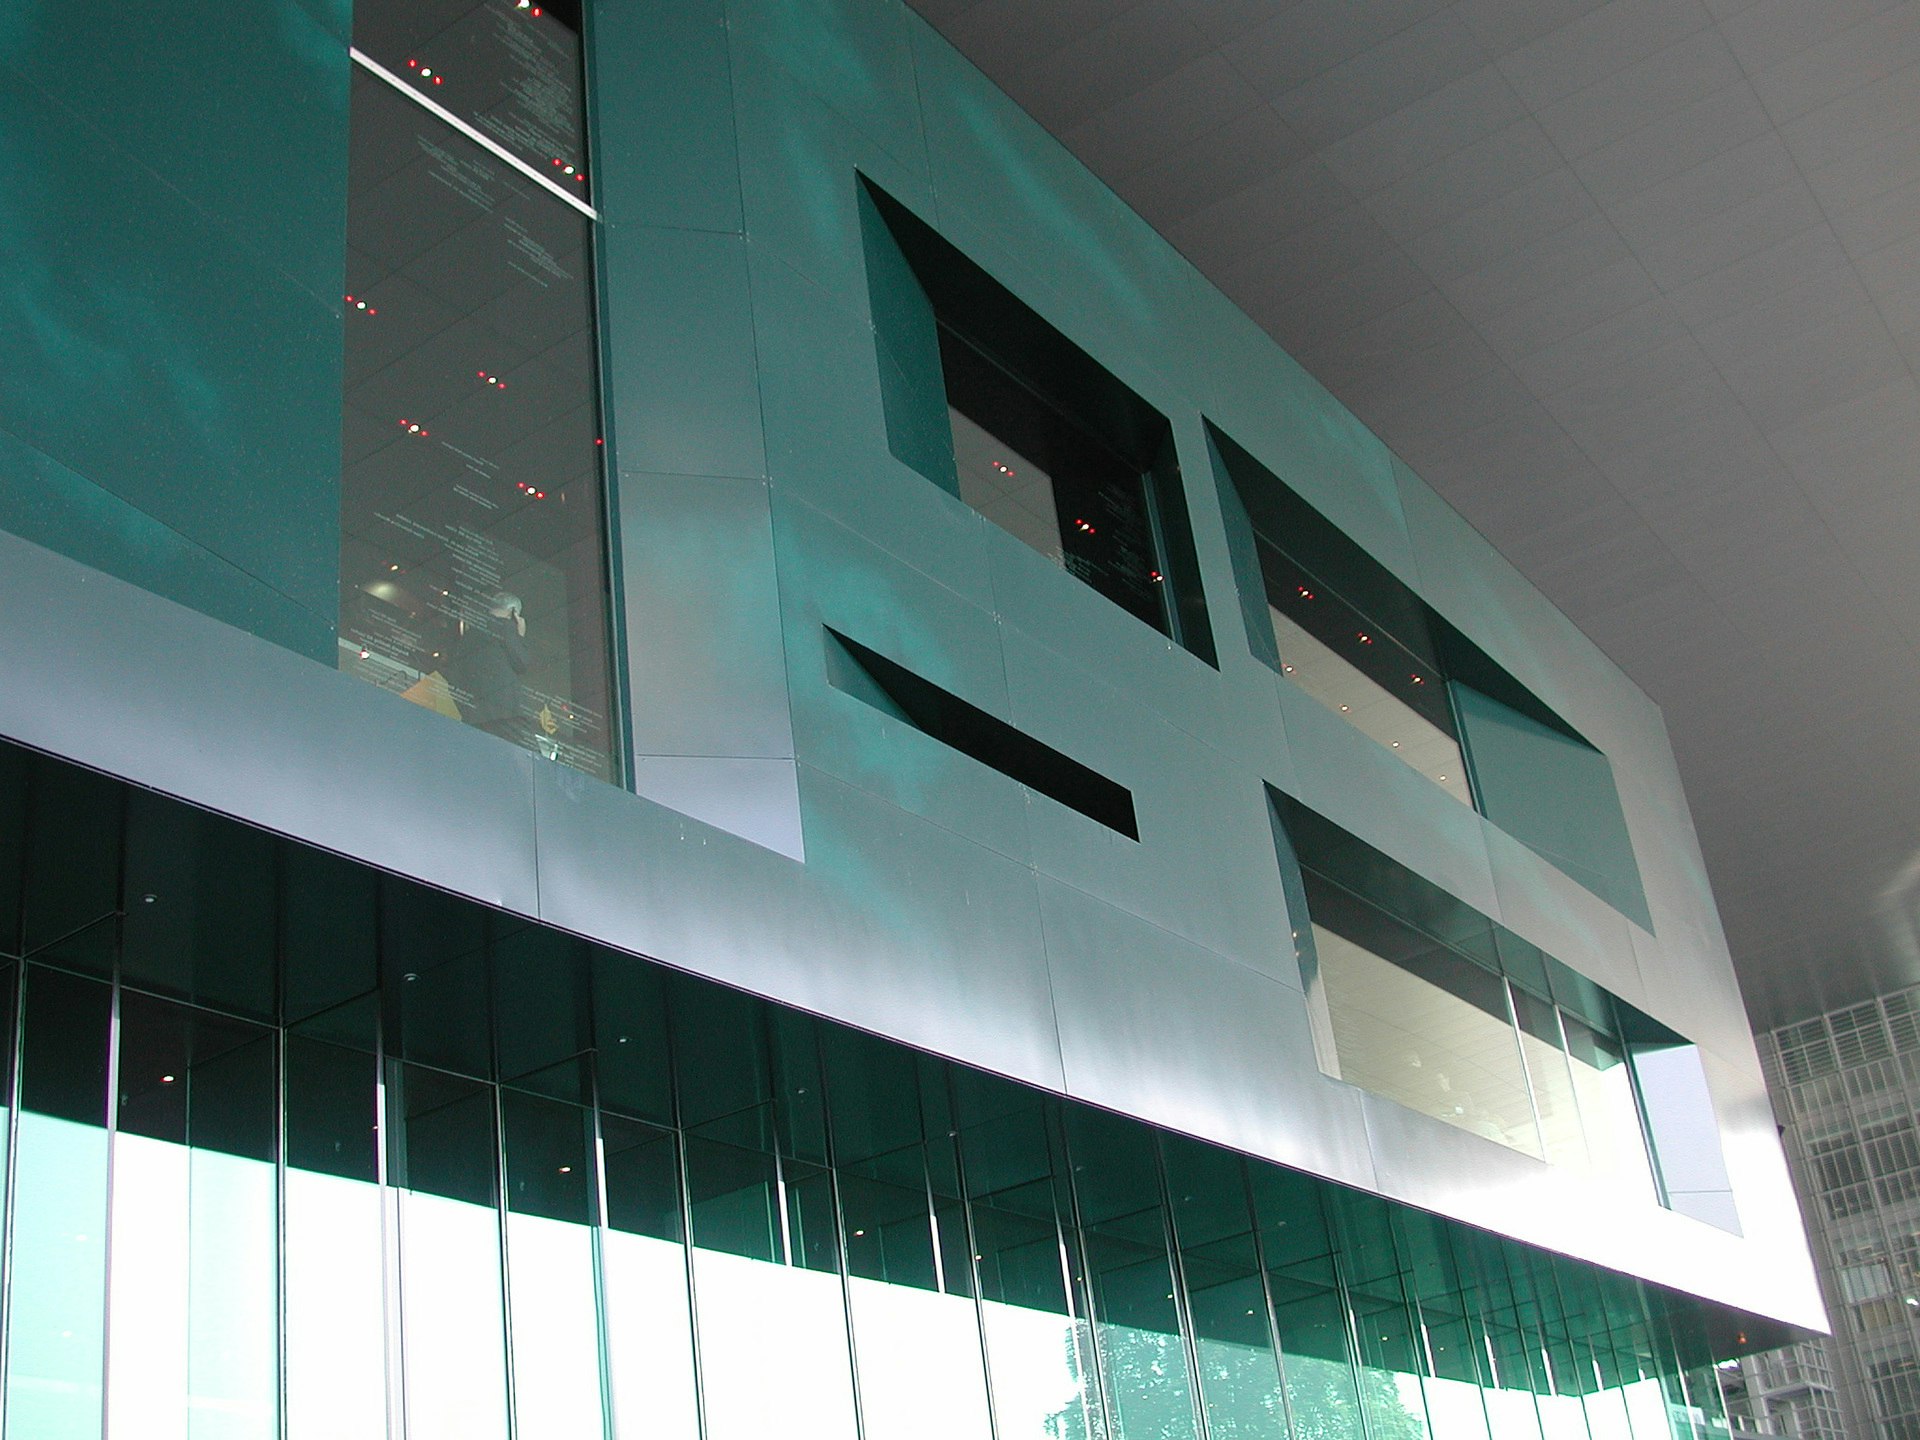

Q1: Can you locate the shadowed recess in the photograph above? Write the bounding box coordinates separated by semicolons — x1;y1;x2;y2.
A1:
824;626;1138;840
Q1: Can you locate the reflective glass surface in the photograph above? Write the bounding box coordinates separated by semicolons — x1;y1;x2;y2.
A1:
351;0;590;201
0;740;1773;1440
942;331;1170;636
1279;796;1679;1185
1269;602;1469;805
338;43;614;777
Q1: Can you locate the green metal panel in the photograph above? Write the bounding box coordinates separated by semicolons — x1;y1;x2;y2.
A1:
589;0;742;234
0;57;343;639
0;427;335;662
619;471;793;760
749;246;996;608
0;0;348;304
1457;685;1652;930
774;492;1031;865
859;185;959;495
601;225;765;480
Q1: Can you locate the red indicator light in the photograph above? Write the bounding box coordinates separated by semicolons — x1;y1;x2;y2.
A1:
407;58;419;68
594;437;604;446
432;75;443;85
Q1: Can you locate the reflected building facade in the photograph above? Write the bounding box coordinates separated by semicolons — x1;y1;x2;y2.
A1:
0;0;1826;1436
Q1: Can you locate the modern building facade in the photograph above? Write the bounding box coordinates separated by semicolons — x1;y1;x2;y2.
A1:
1726;989;1920;1439
0;0;1824;1436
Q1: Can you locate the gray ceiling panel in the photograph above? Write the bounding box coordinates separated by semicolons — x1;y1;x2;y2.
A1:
913;0;1920;1028
1532;28;1745;156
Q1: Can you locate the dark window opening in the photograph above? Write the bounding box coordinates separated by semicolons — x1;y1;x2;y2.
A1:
859;178;1213;666
825;629;1138;840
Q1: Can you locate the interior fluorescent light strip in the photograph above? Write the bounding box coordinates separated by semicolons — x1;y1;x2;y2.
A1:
349;47;599;221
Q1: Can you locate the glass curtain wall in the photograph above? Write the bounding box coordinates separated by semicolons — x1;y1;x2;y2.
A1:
336;0;617;778
0;742;1762;1440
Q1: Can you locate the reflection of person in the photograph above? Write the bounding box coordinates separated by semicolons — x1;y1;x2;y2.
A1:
444;592;530;744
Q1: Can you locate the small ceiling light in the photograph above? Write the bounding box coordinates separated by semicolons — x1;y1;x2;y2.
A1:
160;1075;175;1084
1357;632;1372;644
1391;741;1401;748
1339;704;1350;712
558;1165;572;1174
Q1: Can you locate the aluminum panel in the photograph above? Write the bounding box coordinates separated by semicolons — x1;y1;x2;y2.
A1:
1037;873;1378;1190
1360;1089;1826;1329
532;758;1068;1095
0;530;541;915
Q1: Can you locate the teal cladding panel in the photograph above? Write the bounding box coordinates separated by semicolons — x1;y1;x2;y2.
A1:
1456;685;1652;930
601;226;765;481
859;187;958;494
588;0;742;233
0;53;343;648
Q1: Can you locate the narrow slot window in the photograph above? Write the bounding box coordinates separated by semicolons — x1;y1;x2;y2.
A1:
826;630;1138;840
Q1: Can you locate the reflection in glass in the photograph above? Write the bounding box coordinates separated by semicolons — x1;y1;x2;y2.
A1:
285;1032;384;1437
107;995;277;1439
502;1089;605;1440
338;64;613;777
841;1170;995;1440
953;406;1064;565
1264;552;1469;806
601;1118;699;1440
941;330;1171;637
352;0;590;198
1564;1018;1660;1205
395;1067;511;1440
686;1138;859;1440
7;969;111;1440
1512;987;1588;1170
1309;915;1543;1159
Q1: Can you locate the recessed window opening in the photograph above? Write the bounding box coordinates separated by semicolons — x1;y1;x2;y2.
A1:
825;629;1138;840
1271;792;1731;1229
1215;423;1649;927
859;178;1214;666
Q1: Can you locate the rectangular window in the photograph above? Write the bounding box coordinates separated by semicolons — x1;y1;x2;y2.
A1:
1217;424;1649;928
859;178;1214;665
1272;791;1731;1228
337;0;617;780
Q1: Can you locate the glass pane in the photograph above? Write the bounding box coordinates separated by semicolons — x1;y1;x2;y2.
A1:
284;1034;387;1438
1563;1017;1659;1204
107;994;278;1440
394;1065;511;1440
1068;1111;1200;1440
351;0;590;198
841;1169;995;1440
1310;914;1543;1159
952;405;1063;564
1269;1279;1366;1440
501;1087;606;1440
1512;988;1588;1170
955;1083;1106;1440
7;967;112;1439
338;65;614;778
941;329;1169;637
685;1136;860;1440
1264;557;1468;806
1162;1141;1287;1440
601;1116;698;1440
